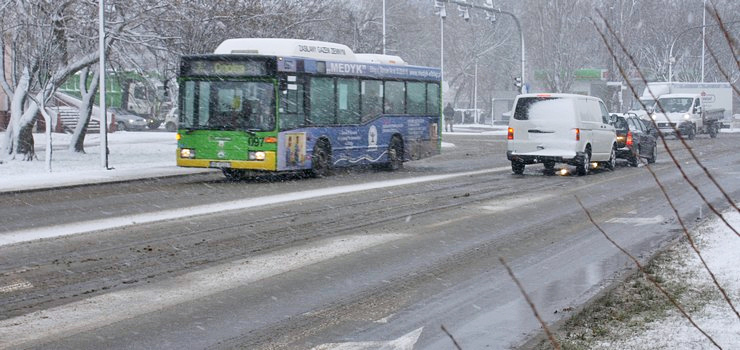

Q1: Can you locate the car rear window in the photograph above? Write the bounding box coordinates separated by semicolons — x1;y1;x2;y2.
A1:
614;117;628;130
513;97;576;121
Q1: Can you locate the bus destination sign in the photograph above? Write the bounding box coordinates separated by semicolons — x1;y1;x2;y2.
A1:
186;60;268;77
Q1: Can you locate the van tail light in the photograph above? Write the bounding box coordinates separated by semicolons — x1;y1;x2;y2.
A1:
575;128;580;141
507;127;514;140
626;131;633;147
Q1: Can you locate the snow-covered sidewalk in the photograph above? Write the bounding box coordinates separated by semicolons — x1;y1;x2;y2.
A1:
0;131;212;193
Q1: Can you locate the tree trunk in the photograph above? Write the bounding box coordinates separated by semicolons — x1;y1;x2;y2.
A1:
17;122;35;161
70;67;99;153
72;119;89;153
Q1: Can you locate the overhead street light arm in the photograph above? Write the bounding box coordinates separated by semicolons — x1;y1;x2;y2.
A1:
668;20;740;83
436;0;526;93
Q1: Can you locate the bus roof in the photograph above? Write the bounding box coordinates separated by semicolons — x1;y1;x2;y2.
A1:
215;38;357;61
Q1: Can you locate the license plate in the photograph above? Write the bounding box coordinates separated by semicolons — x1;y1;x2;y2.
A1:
209;161;231;168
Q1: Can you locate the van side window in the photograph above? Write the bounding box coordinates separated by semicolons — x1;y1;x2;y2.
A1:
599;102;610;124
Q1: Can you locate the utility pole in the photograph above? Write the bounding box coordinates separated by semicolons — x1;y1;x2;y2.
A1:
382;0;386;55
701;0;706;82
98;0;109;169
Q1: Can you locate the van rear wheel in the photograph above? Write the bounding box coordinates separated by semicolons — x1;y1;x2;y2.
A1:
511;161;525;175
576;151;590;176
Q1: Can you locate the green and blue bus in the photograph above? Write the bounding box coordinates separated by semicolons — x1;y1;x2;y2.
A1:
176;38;442;178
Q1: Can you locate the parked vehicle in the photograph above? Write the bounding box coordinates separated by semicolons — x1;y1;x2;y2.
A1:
650;93;723;139
611;113;657;166
111;107;149;131
164;107;178;132
506;93;617;176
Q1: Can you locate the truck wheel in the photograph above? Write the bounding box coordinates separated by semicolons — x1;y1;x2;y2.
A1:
709;124;718;138
688;125;696;140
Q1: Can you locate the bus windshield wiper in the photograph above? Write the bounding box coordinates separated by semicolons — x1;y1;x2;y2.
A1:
244;129;258;136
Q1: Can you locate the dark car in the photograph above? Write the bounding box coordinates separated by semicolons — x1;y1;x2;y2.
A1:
611;113;658;167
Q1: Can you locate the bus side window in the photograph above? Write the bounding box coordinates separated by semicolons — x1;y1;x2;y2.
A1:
337;78;360;124
426;83;440;115
309;77;336;125
281;84;305;130
384;81;405;114
406;82;426;115
361;80;383;123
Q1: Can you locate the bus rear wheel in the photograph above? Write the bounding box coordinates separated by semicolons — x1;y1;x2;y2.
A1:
311;141;332;178
386;136;404;171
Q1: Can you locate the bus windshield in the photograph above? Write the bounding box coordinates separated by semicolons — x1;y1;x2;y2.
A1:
181;80;275;131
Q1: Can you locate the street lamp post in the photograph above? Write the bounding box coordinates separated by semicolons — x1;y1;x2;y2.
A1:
98;0;109;169
382;0;386;55
492;8;526;94
701;0;706;82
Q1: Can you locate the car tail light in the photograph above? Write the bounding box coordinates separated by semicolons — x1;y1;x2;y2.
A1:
507;127;514;140
626;131;633;147
575;128;580;141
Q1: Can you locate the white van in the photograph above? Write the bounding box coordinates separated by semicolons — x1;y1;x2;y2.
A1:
506;93;617;175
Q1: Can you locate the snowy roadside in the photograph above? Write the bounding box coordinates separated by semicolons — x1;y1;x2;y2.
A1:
530;209;740;349
0;131;213;193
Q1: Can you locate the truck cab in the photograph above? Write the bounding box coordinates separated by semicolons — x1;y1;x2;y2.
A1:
650;93;720;139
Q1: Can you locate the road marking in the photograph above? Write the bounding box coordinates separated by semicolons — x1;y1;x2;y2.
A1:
311;327;423;350
0;233;408;349
479;194;554;213
605;215;665;226
0;167;510;247
373;313;394;324
0;279;33;294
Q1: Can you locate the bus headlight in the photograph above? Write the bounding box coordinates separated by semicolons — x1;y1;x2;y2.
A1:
180;148;196;159
248;151;266;161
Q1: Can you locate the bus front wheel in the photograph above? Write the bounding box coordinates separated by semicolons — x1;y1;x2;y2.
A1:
222;168;247;180
311;141;332;177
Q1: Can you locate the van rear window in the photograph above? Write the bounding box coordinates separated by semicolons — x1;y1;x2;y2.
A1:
513;97;575;121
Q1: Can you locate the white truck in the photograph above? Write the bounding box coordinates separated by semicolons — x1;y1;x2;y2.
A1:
650;93;724;139
628;82;733;127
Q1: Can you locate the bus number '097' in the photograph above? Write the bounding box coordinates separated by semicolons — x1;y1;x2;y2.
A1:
247;137;264;147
